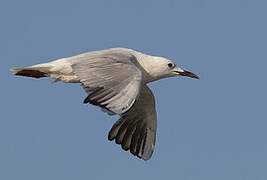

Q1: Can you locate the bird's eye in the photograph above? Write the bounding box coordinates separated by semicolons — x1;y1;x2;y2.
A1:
168;63;174;68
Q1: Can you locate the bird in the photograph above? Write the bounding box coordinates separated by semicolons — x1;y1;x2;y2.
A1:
11;47;199;161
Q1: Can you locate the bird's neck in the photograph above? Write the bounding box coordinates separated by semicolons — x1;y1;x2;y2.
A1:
134;53;164;83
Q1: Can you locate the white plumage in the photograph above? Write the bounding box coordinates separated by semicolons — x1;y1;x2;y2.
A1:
11;48;199;160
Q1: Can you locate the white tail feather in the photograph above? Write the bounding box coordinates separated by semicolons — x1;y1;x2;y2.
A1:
11;59;79;83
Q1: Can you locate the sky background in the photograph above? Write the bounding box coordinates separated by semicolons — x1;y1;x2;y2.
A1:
1;0;267;179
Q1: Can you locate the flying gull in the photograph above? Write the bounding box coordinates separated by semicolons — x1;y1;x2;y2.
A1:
11;48;199;161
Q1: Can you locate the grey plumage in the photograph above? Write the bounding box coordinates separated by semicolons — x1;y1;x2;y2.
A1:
108;85;156;160
11;47;199;161
72;53;142;115
72;52;156;160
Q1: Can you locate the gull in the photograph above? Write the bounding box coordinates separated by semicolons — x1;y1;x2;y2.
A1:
11;48;199;161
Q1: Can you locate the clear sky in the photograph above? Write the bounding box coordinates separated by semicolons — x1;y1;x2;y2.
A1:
1;0;267;179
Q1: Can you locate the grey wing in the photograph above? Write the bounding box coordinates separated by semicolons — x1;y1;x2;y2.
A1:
108;85;157;161
72;53;142;115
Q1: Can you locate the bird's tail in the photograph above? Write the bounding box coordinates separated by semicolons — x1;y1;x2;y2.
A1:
11;59;79;83
11;63;53;79
11;66;50;78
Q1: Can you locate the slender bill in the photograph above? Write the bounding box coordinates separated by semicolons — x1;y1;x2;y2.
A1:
179;70;199;79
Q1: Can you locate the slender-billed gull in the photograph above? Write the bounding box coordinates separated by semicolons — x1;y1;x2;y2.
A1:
11;48;199;161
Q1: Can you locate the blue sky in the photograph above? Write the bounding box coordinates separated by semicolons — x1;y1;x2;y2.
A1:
1;0;267;179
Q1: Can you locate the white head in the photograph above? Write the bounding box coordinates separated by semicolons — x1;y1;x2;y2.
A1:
145;56;199;82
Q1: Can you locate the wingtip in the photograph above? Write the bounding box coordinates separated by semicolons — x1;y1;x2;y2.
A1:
11;68;47;78
10;67;19;73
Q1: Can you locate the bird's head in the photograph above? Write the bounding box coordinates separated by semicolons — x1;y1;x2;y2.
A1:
147;56;199;81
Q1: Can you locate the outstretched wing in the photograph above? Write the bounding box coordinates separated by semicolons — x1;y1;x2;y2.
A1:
72;53;142;115
108;85;157;161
